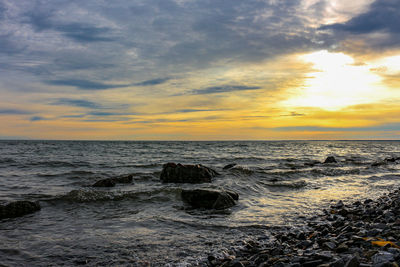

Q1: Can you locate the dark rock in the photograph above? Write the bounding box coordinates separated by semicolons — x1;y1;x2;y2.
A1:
330;258;345;267
92;178;116;187
112;174;133;183
92;174;134;187
344;256;359;267
336;243;349;253
0;201;41;219
160;163;218;183
223;163;237;170
303;260;324;267
181;189;238;209
372;251;394;266
323;242;337;250
226;190;239;201
324;156;337;164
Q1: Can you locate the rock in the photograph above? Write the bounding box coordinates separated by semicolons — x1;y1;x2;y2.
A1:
344;255;359;267
0;201;41;219
181;189;238;209
92;178;116;187
92;174;133;187
336;243;349;253
113;174;133;183
160;163;219;183
323;242;337;250
372;251;394;265
223;163;237;170
324;156;337;164
330;258;345;267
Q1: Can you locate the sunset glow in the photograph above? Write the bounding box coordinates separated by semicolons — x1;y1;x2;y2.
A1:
1;0;400;140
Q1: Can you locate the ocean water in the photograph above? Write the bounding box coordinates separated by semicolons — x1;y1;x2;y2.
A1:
1;140;400;266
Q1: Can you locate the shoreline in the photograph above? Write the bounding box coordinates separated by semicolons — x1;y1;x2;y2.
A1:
206;188;400;267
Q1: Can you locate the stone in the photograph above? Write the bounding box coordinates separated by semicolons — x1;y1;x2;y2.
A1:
112;174;133;183
92;178;116;187
223;163;237;170
323;242;337;250
181;189;238;209
344;256;359;267
0;201;41;219
324;156;337;164
372;251;394;265
160;163;218;183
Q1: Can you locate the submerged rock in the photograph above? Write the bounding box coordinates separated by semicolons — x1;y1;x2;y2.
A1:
0;201;41;219
92;174;134;187
92;178;116;187
112;174;133;183
181;188;238;209
223;163;237;170
160;163;219;183
324;156;337;164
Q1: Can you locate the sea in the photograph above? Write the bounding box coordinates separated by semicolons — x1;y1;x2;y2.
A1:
1;140;400;266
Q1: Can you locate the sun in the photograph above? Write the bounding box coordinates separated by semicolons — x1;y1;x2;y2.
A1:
283;50;383;111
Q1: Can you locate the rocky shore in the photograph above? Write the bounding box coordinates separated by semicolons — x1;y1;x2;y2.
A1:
206;188;400;267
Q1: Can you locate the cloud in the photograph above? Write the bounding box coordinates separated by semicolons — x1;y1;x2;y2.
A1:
188;85;262;95
320;0;400;50
0;2;6;21
174;109;223;113
87;111;137;116
51;98;101;108
46;79;130;90
322;0;400;34
26;11;114;43
29;116;47;121
273;123;400;132
0;34;27;54
134;78;170;86
0;108;32;115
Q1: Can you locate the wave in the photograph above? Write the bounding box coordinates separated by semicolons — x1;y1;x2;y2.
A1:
262;180;307;189
37;170;97;178
28;160;91;168
0;158;17;164
51;187;182;203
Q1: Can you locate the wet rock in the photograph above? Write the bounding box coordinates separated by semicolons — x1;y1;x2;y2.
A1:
92;178;116;187
0;201;41;219
324;241;337;250
181;188;238;209
223;163;237;170
336;243;349;253
160;163;218;183
324;156;337;164
92;174;134;187
330;258;345;267
372;251;394;266
344;255;359;267
112;174;133;183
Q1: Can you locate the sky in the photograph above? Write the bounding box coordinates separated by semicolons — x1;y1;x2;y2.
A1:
1;0;400;140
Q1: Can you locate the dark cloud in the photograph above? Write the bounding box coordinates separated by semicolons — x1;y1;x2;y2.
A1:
29;116;46;121
51;98;101;109
0;108;32;115
189;85;262;95
321;0;400;50
87;111;136;116
0;2;6;20
322;0;400;34
134;78;170;86
46;79;130;90
0;34;27;54
26;11;114;43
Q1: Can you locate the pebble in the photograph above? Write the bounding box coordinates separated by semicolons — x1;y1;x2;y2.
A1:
206;188;400;267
